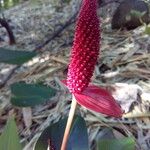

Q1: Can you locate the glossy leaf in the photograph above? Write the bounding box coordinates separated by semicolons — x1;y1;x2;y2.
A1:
97;137;135;150
0;48;36;64
34;115;89;150
11;82;57;107
74;85;123;117
0;117;22;150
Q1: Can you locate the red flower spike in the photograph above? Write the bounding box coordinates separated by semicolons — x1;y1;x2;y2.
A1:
67;0;100;93
63;0;123;117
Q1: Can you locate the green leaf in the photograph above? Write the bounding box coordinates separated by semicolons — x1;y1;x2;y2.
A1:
144;25;150;35
0;117;22;150
97;137;135;150
34;115;89;150
0;48;36;64
11;82;57;107
130;10;146;18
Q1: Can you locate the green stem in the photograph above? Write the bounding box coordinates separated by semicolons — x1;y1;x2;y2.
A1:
61;95;77;150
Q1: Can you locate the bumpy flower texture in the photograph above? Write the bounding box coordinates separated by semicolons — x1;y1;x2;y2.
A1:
65;0;123;117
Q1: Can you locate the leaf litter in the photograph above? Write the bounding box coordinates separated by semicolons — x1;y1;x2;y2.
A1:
0;0;149;149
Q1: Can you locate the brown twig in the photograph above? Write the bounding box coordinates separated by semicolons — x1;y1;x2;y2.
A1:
0;17;16;45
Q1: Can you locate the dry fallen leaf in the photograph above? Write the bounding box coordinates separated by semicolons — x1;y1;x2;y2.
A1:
22;107;32;134
109;83;142;113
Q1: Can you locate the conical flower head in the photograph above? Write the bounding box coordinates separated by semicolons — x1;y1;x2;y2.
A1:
67;0;100;93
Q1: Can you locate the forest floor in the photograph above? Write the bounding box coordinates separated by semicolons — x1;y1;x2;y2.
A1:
0;0;150;149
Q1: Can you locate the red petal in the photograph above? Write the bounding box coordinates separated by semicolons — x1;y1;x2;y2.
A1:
74;85;123;117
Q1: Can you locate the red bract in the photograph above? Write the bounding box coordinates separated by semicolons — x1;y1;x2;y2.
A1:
63;81;123;117
74;85;123;117
67;0;100;93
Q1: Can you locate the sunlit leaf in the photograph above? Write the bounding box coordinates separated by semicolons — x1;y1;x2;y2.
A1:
144;25;150;35
97;137;135;150
130;10;146;18
0;117;22;150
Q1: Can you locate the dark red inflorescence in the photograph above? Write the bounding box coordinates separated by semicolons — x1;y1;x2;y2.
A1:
67;0;100;93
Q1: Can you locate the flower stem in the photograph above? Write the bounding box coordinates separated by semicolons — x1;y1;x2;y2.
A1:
61;95;77;150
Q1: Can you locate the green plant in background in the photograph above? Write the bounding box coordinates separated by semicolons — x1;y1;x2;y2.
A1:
0;117;22;150
130;9;150;35
97;137;135;150
0;0;20;9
